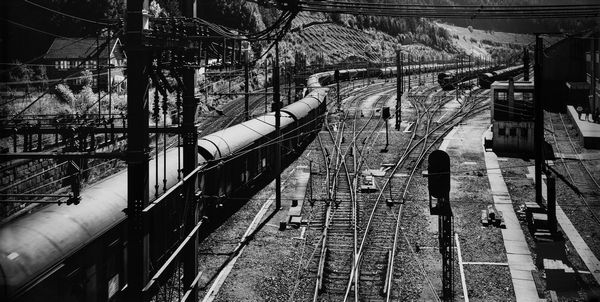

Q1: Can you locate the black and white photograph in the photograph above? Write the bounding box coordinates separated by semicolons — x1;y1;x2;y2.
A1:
1;0;599;301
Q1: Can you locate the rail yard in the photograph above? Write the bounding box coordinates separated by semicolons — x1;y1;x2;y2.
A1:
2;1;600;302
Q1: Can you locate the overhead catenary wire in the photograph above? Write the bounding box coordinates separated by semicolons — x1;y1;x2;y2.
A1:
0;17;72;39
290;0;600;19
22;0;111;26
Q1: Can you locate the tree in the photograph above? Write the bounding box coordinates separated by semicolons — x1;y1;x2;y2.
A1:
8;61;34;93
33;66;49;90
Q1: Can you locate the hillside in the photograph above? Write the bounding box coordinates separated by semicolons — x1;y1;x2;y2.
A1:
266;12;531;68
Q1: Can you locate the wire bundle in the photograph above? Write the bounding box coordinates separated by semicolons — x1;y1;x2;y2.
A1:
290;1;600;19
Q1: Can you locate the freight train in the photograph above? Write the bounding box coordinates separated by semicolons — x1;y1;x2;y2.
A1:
0;62;461;302
437;65;501;90
478;64;524;89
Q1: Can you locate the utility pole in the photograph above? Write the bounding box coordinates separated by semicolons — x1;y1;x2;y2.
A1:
288;70;292;104
455;58;459;101
244;59;249;121
107;31;112;120
592;33;598;121
418;56;422;85
468;55;471;86
265;58;268;113
534;34;544;205
182;0;199;299
126;1;150;301
523;47;530;81
396;51;402;130
97;30;102;118
336;69;341;111
408;54;411;90
274;42;282;210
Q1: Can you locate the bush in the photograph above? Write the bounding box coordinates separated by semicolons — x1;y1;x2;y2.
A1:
54;84;76;105
75;85;96;113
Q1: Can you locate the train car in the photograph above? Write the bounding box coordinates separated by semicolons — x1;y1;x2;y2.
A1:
0;147;185;302
438;65;500;90
0;70;331;302
478;65;524;89
0;59;471;301
484;79;535;157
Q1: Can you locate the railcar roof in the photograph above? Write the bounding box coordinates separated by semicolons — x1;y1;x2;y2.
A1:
0;147;185;300
198;112;295;160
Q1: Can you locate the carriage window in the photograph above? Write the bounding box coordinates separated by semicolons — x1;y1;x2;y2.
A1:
510;128;517;136
498;128;506;136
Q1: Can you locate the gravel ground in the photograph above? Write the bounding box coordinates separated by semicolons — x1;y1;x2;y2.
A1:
498;111;600;301
196;86;600;302
437;111;515;301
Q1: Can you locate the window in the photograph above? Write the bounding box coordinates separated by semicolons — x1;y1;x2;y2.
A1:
55;61;60;69
509;128;517;136
60;60;69;69
513;92;523;101
498;128;506;136
521;128;528;138
495;91;507;101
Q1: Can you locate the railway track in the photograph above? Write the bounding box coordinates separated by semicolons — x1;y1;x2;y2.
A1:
309;84;391;301
298;84;490;302
547;112;600;226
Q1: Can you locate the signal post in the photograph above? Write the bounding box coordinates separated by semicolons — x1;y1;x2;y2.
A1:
424;150;453;301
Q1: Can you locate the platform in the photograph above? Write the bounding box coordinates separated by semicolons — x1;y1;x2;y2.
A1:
526;166;600;285
483;127;542;302
566;105;600;149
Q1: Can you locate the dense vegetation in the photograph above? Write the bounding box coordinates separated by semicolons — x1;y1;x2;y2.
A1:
1;0;595;69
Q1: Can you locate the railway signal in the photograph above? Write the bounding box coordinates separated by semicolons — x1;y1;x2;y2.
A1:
381;107;390;152
423;150;453;301
396;50;402;130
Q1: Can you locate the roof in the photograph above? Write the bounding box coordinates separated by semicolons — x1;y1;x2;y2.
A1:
491;81;534;90
197;112;295;161
43;38;123;60
0;147;185;300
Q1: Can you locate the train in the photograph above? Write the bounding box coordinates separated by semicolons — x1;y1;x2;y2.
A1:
478;64;524;89
378;61;474;80
437;65;501;90
0;61;463;302
484;78;536;157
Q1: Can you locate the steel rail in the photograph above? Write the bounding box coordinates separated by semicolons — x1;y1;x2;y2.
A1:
547;113;600;226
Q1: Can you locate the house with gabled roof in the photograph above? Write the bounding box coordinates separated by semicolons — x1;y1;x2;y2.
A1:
43;37;126;91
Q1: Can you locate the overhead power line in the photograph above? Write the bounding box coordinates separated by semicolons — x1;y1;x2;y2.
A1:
22;0;111;26
283;1;600;19
0;17;71;39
